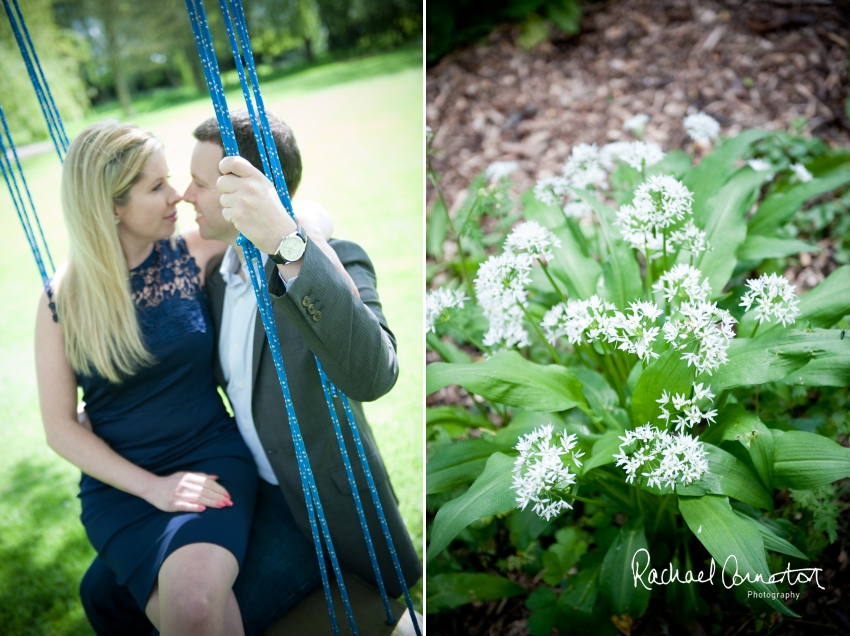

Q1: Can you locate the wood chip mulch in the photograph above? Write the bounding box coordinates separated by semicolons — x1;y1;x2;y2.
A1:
426;0;850;214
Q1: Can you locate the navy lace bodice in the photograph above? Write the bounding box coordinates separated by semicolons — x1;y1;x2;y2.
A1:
76;238;242;486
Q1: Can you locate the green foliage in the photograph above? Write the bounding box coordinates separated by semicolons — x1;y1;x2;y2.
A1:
789;486;840;543
600;522;650;617
426;0;582;63
426;124;850;627
678;495;798;617
427;452;516;561
0;0;87;144
427;572;526;612
426;350;587;412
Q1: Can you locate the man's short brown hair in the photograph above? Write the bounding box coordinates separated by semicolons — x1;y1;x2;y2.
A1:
192;108;303;195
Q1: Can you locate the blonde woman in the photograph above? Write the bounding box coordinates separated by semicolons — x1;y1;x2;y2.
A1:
34;121;328;636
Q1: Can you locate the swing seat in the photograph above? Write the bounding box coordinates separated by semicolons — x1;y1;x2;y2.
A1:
265;574;423;636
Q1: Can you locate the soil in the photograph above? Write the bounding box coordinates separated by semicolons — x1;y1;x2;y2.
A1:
426;0;850;212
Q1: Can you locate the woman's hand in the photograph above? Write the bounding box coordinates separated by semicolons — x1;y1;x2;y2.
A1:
146;472;233;512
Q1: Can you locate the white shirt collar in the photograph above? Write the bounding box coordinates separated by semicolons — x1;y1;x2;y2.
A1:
219;245;268;289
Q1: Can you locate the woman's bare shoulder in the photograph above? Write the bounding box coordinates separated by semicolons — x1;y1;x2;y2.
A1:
181;227;228;282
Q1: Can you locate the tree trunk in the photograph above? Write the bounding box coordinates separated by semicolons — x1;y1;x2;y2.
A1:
304;36;313;62
102;0;134;117
183;41;206;94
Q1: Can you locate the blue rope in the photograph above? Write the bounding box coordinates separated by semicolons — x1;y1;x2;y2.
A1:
185;2;349;633
0;104;51;285
217;1;420;632
9;0;70;152
0;104;55;274
1;0;67;161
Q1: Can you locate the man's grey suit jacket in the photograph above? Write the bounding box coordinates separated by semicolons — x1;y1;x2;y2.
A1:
205;238;421;597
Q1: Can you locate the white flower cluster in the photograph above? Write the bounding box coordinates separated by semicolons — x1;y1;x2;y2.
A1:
790;163;813;183
562;200;592;219
533;141;665;216
425;287;468;333
747;158;771;172
740;273;800;327
601;141;665;172
475;252;533;349
485;161;519;182
505;220;561;262
512;423;585;521
541;295;663;362
623;114;649;135
683;112;720;143
653;264;711;305
614;424;709;489
616;175;707;256
663;301;736;375
657;383;717;434
541;295;617;345
562;143;609;189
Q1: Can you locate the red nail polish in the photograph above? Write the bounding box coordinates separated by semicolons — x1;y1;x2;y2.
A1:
198;505;206;511
216;501;226;508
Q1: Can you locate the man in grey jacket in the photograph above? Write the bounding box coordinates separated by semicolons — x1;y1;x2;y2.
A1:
79;110;421;635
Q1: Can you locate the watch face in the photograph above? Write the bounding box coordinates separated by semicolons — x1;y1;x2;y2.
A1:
280;234;305;261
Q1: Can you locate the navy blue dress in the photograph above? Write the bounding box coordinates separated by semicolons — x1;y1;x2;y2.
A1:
71;238;257;610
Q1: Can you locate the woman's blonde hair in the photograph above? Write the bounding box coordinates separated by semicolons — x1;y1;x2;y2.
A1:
56;120;161;383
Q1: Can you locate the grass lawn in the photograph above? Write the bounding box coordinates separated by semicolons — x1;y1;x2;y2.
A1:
0;47;423;634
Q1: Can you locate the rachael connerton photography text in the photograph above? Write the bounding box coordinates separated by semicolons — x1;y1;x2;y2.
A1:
631;548;825;593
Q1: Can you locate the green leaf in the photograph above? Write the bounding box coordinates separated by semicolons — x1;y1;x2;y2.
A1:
526;588;558;636
426;405;492;430
558;564;601;614
426;351;587;412
631;344;696;426
711;329;832;390
427;439;509;495
732;510;809;561
573;366;628;430
427;197;448;258
737;235;819;261
701;405;774;490
676;444;773;510
547;0;582;34
748;169;850;236
795;265;850;328
685;130;770;222
426;332;473;364
647;148;693;179
522;190;600;299
572;187;642;310
695;168;766;296
426;453;516;561
581;430;624;474
599;523;650;618
678;495;798;617
509;506;553;551
772;430;850;490
517;13;550;50
491;411;569;447
779;344;850;387
426;573;526;612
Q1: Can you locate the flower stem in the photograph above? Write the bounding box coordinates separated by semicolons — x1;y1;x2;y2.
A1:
572;494;613;508
453;324;488;353
520;302;563;365
750;320;761;339
540;262;567;303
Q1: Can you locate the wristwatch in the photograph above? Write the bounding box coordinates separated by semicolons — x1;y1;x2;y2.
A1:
269;226;307;265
